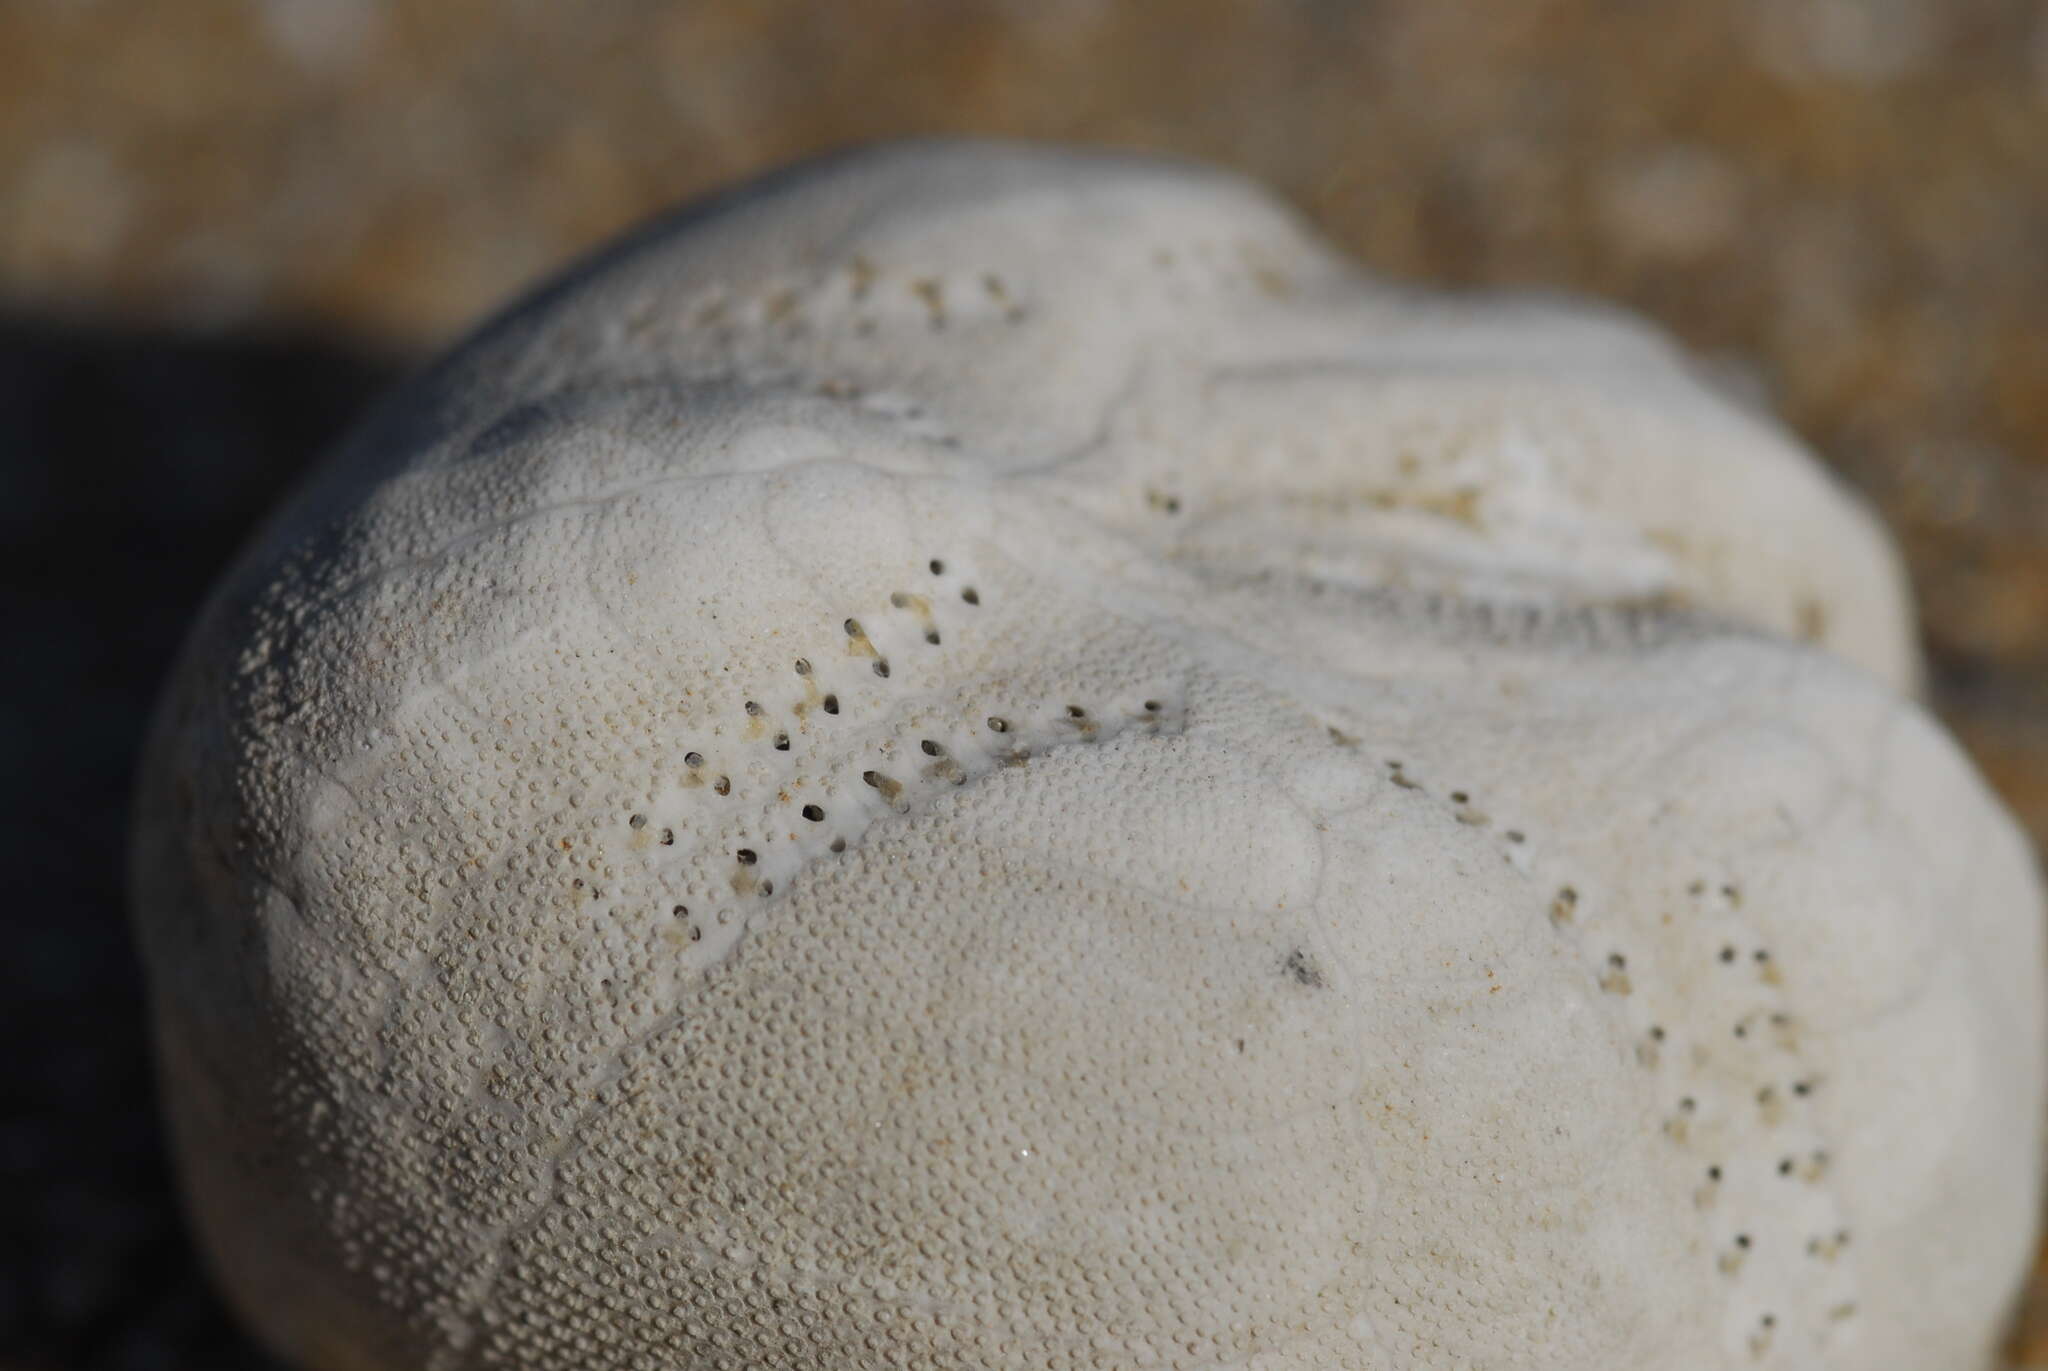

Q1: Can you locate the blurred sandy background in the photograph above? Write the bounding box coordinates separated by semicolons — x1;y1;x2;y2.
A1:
4;0;2047;1366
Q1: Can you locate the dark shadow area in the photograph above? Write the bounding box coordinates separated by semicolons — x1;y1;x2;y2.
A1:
0;317;411;1370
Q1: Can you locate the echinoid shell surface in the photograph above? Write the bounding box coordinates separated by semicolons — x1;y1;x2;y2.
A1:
133;140;2044;1371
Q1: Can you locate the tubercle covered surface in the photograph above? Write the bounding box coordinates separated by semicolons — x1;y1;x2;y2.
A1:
132;140;2040;1371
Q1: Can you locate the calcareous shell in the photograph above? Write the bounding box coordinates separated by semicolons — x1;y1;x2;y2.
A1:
132;140;2043;1371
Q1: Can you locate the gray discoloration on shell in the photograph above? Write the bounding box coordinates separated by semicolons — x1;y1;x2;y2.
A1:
132;140;2043;1371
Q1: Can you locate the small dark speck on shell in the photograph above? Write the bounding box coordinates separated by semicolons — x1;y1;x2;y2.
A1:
1282;948;1327;989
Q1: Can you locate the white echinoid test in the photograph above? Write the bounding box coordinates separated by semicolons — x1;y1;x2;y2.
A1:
133;140;2044;1371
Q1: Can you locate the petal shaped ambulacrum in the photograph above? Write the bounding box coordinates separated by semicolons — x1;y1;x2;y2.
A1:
133;141;2044;1371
